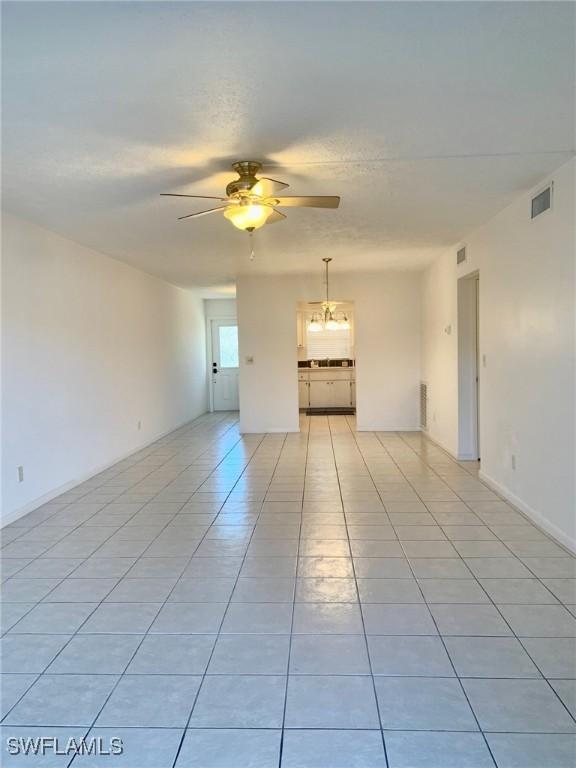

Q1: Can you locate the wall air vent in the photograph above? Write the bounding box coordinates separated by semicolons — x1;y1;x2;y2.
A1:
420;382;428;430
456;247;467;265
531;184;552;219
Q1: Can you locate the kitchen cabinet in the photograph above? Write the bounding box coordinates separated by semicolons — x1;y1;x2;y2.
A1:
308;377;353;408
331;379;352;407
299;367;355;409
309;379;330;408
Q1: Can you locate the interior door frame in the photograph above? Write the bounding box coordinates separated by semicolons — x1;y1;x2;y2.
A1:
207;317;239;412
457;271;480;460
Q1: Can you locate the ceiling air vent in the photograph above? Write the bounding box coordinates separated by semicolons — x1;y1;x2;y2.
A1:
531;185;552;219
456;247;467;265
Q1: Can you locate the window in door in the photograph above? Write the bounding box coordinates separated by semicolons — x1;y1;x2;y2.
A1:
218;325;239;368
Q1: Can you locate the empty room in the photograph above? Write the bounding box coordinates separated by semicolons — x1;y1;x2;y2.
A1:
1;2;575;767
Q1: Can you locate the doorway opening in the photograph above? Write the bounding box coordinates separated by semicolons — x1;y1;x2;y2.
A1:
457;272;480;460
210;319;239;411
296;301;356;416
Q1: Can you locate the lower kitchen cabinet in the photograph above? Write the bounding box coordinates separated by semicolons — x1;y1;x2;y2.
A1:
299;368;356;410
309;379;330;408
309;378;353;408
332;379;352;407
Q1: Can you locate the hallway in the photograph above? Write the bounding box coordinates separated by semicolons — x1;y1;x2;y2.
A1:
1;412;575;767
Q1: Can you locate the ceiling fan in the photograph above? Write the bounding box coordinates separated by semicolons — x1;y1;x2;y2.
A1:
161;160;340;232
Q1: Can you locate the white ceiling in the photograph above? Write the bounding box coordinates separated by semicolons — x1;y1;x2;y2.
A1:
3;2;574;291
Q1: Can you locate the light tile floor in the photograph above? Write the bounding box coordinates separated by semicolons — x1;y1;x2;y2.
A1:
1;411;575;767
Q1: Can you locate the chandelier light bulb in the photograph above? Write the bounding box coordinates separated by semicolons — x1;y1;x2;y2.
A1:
325;315;340;331
308;316;322;332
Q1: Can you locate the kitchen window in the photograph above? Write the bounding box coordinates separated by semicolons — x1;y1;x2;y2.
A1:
306;326;352;359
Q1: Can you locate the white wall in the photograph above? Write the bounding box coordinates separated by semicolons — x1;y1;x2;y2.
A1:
204;298;237;321
237;271;421;433
421;254;459;454
2;213;207;524
421;158;575;550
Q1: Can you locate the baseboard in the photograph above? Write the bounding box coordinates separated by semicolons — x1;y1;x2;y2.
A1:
240;428;300;434
478;470;576;555
2;412;209;528
357;424;420;433
422;431;458;459
423;430;481;463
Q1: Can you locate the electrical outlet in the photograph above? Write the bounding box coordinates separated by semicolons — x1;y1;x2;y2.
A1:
17;466;24;483
511;454;516;470
137;420;142;431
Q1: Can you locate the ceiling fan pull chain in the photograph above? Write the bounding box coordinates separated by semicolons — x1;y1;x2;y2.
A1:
249;231;255;261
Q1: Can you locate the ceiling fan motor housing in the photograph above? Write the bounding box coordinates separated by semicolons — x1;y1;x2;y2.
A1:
225;161;263;197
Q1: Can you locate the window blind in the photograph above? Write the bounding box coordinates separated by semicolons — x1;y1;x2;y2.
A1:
306;327;351;359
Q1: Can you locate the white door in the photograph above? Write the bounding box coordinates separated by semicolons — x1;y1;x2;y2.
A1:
211;320;239;411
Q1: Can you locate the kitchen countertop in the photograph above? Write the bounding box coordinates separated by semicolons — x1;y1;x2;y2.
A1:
298;367;355;374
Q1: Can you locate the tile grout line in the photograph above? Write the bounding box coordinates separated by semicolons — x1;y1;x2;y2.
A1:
278;414;309;767
394;432;576;728
2;414;249;732
366;430;499;766
169;430;285;768
375;430;576;743
331;415;391;768
66;417;264;768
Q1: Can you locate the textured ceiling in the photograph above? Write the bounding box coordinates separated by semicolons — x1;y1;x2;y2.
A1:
2;1;574;290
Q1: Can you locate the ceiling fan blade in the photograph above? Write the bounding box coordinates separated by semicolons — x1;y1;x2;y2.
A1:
161;193;229;201
267;208;287;225
177;206;227;221
250;178;290;197
275;195;340;208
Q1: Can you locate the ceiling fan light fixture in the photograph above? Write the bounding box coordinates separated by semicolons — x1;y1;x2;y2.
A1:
339;315;351;330
223;203;272;231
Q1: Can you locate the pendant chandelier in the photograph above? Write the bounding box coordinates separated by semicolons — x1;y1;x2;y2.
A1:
308;258;351;332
